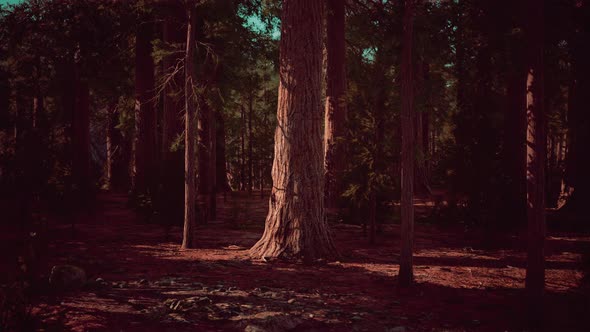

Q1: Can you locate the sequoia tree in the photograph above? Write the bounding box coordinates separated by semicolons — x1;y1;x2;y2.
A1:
399;0;416;287
250;0;337;261
324;0;348;209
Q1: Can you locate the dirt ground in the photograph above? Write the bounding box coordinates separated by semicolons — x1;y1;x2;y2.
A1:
2;191;589;331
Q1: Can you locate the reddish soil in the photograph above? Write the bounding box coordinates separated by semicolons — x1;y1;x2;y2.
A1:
2;191;589;331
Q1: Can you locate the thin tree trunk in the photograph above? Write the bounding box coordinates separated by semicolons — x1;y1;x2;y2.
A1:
250;0;337;261
182;3;197;250
524;0;546;316
399;0;416;287
324;0;348;209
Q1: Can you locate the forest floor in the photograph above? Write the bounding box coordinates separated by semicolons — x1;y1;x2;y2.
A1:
2;191;590;331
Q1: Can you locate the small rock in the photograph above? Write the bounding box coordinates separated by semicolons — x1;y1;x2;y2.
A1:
287;298;296;304
95;277;104;283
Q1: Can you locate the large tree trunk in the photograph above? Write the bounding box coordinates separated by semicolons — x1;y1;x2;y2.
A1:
524;0;546;316
250;0;337;261
182;3;197;250
324;0;348;210
133;20;157;196
399;0;416;287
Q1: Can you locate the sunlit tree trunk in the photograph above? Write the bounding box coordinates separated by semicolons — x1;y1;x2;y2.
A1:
524;0;546;315
182;3;197;250
399;0;416;287
324;0;347;209
250;0;337;261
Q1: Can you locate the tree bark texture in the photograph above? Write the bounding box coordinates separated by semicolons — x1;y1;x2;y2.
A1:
399;0;416;287
250;0;337;261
